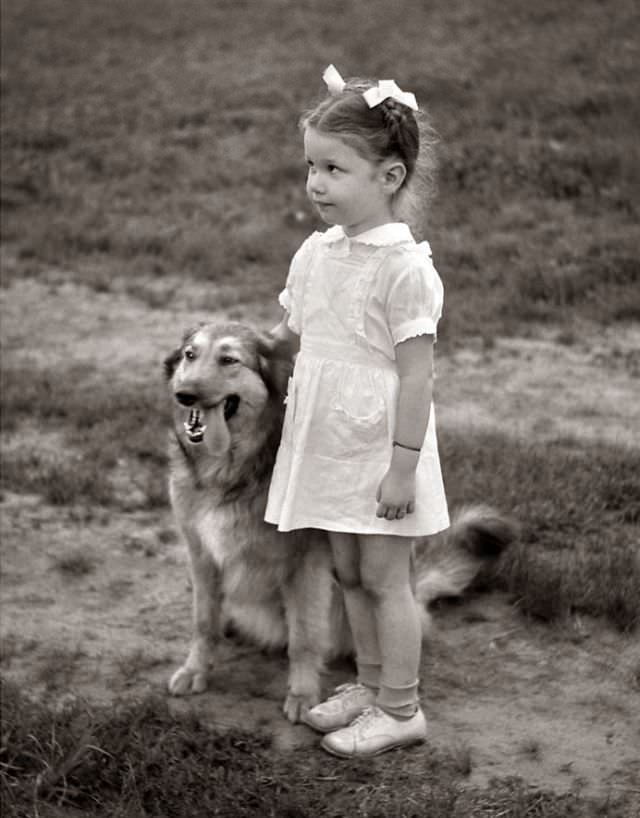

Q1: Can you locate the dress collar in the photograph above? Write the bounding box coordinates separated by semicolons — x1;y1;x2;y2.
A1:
317;223;414;247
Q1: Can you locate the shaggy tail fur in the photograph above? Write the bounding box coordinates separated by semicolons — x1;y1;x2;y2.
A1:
414;504;516;608
326;505;516;655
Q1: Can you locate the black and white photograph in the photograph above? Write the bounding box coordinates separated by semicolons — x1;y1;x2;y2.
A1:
1;1;639;815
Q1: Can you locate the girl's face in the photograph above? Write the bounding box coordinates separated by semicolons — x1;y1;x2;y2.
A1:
304;127;401;236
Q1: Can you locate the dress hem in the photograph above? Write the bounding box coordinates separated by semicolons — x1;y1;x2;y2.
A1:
264;514;450;538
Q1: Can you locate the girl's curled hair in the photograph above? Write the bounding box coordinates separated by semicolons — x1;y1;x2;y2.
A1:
300;75;438;238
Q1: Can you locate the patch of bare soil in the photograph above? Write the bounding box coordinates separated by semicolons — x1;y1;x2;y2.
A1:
438;325;640;451
2;491;638;798
427;599;640;795
1;279;639;798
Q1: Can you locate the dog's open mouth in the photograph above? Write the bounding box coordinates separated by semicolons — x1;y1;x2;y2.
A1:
184;408;206;443
183;395;240;443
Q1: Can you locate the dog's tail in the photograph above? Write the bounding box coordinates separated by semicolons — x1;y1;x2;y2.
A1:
414;504;516;610
326;505;516;656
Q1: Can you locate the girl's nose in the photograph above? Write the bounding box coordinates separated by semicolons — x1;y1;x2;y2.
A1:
307;169;324;195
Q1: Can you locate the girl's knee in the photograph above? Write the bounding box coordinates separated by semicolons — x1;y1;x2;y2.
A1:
358;535;412;597
334;563;362;591
360;559;413;601
329;531;361;589
359;566;406;602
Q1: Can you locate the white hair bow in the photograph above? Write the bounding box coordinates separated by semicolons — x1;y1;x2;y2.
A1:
363;79;419;112
322;64;346;94
322;65;419;112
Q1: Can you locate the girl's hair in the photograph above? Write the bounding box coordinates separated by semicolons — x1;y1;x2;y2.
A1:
300;75;438;238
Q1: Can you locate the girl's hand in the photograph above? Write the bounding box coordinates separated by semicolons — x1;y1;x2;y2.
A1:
375;460;417;521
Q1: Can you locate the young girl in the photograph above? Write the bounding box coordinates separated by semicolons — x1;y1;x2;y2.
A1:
265;65;449;758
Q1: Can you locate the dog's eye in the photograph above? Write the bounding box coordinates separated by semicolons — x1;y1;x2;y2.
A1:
184;345;196;360
220;355;238;366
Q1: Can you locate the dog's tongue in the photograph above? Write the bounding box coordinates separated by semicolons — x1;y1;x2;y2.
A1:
204;399;232;453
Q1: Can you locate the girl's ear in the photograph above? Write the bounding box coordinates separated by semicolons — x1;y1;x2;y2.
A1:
381;160;407;194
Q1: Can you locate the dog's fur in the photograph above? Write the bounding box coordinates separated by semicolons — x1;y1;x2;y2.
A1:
164;322;515;722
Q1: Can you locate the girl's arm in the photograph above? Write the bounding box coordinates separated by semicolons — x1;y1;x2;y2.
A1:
376;334;434;520
267;313;300;358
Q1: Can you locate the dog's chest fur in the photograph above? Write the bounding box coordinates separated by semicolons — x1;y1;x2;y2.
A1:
175;480;296;602
194;503;240;567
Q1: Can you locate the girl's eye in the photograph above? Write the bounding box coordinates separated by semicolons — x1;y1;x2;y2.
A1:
220;355;238;366
184;345;196;360
328;164;339;173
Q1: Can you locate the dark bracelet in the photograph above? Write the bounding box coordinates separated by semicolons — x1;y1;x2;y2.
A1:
393;440;422;453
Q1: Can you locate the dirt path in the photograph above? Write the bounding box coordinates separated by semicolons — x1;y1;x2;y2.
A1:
1;279;639;798
2;489;638;797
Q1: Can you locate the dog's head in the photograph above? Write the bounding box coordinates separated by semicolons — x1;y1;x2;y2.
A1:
164;322;292;462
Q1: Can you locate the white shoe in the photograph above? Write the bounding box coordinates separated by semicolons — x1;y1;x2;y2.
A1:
303;683;377;733
320;705;427;757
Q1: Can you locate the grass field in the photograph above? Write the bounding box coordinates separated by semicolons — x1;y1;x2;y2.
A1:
3;677;637;818
1;0;639;815
2;0;639;335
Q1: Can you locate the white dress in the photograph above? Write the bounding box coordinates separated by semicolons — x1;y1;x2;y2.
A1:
265;222;450;536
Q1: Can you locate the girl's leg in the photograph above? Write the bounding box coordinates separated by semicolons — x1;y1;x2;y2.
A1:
304;532;379;733
358;534;421;717
319;534;426;757
329;532;381;688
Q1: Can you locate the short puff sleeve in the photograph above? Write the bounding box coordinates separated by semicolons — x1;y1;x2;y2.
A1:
385;243;444;345
278;233;318;335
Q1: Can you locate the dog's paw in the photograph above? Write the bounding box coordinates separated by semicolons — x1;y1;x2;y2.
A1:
168;665;208;696
283;689;320;724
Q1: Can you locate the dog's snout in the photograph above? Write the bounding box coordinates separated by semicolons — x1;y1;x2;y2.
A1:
175;391;198;407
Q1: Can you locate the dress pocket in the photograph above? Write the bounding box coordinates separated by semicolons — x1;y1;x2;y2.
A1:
328;367;388;458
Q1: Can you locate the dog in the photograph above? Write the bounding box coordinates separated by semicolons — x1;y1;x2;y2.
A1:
164;321;515;723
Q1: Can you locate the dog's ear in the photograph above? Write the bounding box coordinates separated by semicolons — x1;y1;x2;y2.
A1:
163;347;182;380
163;325;202;380
255;332;293;396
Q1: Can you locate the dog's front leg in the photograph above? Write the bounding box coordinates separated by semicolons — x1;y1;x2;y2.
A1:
169;537;222;696
282;543;334;723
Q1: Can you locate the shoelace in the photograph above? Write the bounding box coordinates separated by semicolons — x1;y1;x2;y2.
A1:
327;682;366;701
349;706;383;729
